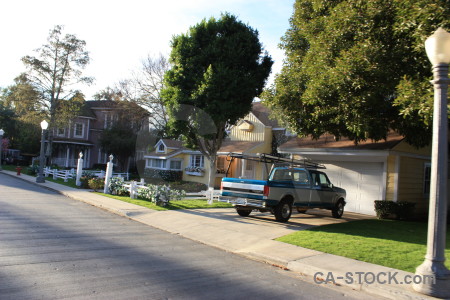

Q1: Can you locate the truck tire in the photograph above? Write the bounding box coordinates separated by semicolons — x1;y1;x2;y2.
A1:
274;199;292;223
332;200;345;219
296;208;307;213
236;208;251;217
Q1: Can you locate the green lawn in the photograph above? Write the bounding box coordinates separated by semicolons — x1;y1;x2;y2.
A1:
276;219;450;273
96;193;233;211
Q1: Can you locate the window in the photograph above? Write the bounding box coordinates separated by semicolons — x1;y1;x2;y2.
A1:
169;160;182;170
74;123;84;138
157;143;165;153
150;159;166;169
57;128;65;136
104;112;114;129
310;172;331;187
293;170;309;184
424;163;431;195
190;155;204;168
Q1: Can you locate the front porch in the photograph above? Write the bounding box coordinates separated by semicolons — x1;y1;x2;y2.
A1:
51;143;93;168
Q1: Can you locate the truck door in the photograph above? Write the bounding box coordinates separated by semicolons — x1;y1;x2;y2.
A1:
292;169;311;207
309;171;335;208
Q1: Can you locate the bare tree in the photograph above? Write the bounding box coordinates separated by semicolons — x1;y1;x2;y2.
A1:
118;54;170;134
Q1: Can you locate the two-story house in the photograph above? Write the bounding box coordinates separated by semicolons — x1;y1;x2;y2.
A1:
50;100;148;170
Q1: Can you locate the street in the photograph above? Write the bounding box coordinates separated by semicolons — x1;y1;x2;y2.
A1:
0;173;380;299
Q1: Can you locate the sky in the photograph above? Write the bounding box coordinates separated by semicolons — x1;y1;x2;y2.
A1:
0;0;294;99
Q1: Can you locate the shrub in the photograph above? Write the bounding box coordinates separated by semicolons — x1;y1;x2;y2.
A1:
144;168;183;182
27;164;39;175
109;177;129;196
374;200;397;219
374;200;416;220
138;184;186;206
80;171;96;189
395;201;416;220
88;178;104;191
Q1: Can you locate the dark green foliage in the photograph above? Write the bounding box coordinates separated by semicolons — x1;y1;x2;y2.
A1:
162;13;273;186
374;200;416;220
375;200;399;219
396;201;417;220
143;168;183;182
263;0;450;147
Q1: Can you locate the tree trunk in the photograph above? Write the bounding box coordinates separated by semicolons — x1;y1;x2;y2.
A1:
208;155;217;188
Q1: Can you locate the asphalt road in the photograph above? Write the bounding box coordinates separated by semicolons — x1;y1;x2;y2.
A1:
0;173;380;300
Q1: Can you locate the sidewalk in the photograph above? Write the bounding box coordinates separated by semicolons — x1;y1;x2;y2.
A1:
1;170;441;300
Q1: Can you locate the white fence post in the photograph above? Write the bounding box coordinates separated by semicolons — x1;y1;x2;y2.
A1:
130;181;137;199
103;155;114;194
207;187;214;205
76;152;84;186
53;169;57;180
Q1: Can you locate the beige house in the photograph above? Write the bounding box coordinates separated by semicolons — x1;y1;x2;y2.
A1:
144;102;288;187
278;132;436;217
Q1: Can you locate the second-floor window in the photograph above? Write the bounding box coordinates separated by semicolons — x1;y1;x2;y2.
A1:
74;123;84;138
57;128;65;136
157;143;165;153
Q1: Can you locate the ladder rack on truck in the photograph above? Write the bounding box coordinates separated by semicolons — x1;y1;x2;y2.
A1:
224;152;325;178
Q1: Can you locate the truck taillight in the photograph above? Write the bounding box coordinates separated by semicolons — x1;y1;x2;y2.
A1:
263;185;270;197
220;182;224;191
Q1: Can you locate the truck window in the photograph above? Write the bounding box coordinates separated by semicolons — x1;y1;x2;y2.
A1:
293;170;309;184
311;172;331;187
270;169;292;181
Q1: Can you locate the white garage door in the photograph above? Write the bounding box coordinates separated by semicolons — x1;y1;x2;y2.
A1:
320;161;384;216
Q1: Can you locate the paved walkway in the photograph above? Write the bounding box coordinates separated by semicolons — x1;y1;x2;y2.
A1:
0;170;439;300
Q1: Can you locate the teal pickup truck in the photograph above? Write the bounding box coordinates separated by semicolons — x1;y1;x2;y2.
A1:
219;166;346;223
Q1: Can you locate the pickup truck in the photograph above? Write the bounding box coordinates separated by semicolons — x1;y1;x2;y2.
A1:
219;167;346;222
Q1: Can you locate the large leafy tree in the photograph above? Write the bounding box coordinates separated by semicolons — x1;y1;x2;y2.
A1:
21;25;92;152
263;0;449;147
162;13;273;187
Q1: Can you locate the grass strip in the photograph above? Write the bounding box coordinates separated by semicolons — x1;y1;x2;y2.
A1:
96;193;232;211
276;219;450;273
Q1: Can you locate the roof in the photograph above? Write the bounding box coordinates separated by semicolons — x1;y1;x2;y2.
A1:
279;132;405;152
218;140;263;153
251;102;280;128
160;139;183;149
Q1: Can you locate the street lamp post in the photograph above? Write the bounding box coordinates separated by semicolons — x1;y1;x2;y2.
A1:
413;28;450;298
0;128;4;171
36;120;49;183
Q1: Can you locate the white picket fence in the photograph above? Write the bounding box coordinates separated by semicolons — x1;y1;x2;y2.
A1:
44;167;75;182
121;178;146;199
84;170;130;180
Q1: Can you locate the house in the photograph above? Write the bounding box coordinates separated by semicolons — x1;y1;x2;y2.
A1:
278;132;435;217
50;100;149;170
144;102;290;187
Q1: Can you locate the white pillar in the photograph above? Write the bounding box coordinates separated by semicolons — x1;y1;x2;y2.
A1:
76;152;84;186
65;146;70;168
103;154;114;194
130;181;137;199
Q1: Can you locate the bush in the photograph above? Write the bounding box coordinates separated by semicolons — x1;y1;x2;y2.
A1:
27;164;39;175
374;200;416;220
88;178;104;191
395;201;416;220
108;177;129;196
80;171;96;189
374;200;397;219
138;184;186;206
144;168;183;182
